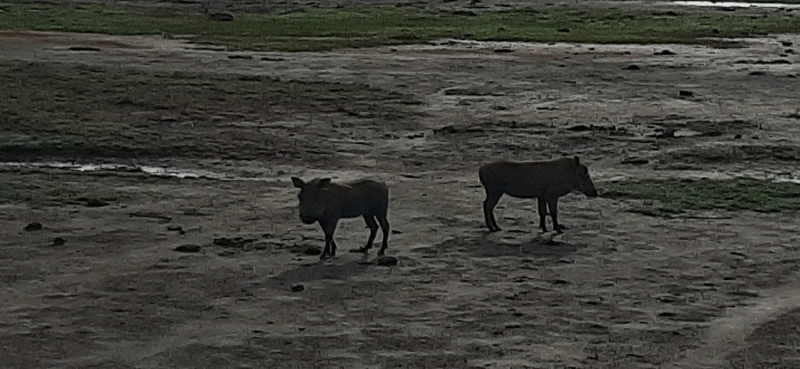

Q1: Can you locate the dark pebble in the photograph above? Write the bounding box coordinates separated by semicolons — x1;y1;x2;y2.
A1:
24;222;43;232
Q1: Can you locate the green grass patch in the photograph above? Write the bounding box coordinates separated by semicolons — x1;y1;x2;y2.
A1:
0;60;413;159
1;4;800;51
666;144;800;164
600;178;800;214
0;173;123;207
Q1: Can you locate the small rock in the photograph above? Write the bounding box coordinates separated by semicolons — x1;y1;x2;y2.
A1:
303;246;322;255
781;40;793;47
291;284;305;292
552;279;570;285
167;225;183;232
391;229;403;234
213;237;255;248
175;244;202;253
377;256;399;266
712;28;720;34
655;49;676;56
86;199;108;207
621;157;649;165
557;28;571;33
623;65;640;70
52;237;66;247
679;90;694;97
493;48;514;53
24;222;43;232
734;134;742;139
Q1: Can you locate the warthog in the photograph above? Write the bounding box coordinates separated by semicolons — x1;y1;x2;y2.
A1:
291;177;390;259
479;156;599;234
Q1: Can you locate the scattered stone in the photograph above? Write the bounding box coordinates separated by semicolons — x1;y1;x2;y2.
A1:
493;48;514;53
86;199;109;207
621;157;649;165
505;323;522;329
52;237;66;247
679;90;694;97
712;28;720;34
261;56;286;61
566;124;590;131
655;128;676;138
782;40;793;47
749;71;767;76
213;237;256;248
557;28;571;33
130;211;173;222
67;46;101;52
175;244;201;253
303;246;322;255
24;222;43;232
167;225;183;232
391;229;403;234
552;279;570;285
291;284;305;292
623;65;640;70
227;54;253;60
208;12;235;22
377;256;399;266
655;49;676;56
734;134;742;139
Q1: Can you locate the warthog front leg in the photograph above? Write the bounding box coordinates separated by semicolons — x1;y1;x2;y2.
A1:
537;197;548;233
319;220;339;259
483;190;503;232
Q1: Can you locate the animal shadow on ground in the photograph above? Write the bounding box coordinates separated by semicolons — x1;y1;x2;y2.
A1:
421;235;585;261
271;260;371;284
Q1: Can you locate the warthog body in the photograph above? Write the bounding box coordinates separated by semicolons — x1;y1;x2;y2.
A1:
291;177;390;259
479;156;599;233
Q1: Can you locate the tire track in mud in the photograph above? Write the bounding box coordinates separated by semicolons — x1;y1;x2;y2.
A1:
666;280;800;369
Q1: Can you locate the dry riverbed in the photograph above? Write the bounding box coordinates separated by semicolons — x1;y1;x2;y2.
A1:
2;1;800;368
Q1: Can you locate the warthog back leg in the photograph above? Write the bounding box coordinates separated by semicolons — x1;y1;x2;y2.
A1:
546;197;563;234
377;215;390;256
537;197;548;233
357;215;379;253
483;190;503;232
319;220;339;259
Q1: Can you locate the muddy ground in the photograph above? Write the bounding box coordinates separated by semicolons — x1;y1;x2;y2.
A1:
2;1;800;368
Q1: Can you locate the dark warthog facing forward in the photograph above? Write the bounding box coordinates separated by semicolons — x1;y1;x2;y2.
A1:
291;177;390;259
479;156;599;234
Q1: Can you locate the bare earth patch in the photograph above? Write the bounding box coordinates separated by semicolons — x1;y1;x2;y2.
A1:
2;2;800;368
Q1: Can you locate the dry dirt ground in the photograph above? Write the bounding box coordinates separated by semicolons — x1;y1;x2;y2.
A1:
2;1;800;368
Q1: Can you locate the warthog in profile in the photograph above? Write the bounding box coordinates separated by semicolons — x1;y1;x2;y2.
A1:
291;177;390;259
479;156;599;234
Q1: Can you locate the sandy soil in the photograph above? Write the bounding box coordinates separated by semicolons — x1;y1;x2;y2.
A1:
2;1;800;368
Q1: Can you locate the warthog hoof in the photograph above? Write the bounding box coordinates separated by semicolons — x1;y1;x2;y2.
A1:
377;250;385;256
320;253;333;260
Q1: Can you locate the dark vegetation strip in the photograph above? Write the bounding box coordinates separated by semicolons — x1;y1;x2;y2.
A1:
0;60;414;160
600;178;800;214
1;4;800;51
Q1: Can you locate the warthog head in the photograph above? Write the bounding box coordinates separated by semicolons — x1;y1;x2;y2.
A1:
572;156;599;197
291;177;333;224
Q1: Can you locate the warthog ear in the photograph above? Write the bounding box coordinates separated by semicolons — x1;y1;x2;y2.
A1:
318;178;332;187
291;177;305;188
573;156;580;165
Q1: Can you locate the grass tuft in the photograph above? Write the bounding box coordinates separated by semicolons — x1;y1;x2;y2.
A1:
600;178;800;215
